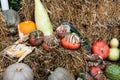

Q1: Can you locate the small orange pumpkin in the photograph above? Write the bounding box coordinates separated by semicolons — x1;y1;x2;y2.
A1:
18;21;36;35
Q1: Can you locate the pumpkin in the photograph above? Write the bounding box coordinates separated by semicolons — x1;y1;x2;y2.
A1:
61;33;80;50
42;35;59;51
56;23;70;39
29;30;44;46
48;67;75;80
3;63;34;80
92;41;110;59
18;21;36;35
2;9;20;34
90;66;106;80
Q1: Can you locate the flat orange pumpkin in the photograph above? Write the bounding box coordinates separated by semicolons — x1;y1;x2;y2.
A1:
19;21;36;35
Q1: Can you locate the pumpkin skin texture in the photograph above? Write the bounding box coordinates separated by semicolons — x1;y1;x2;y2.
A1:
61;33;80;50
56;24;70;39
3;63;34;80
29;30;44;46
19;21;36;35
42;35;59;51
2;9;21;34
92;41;110;59
48;67;75;80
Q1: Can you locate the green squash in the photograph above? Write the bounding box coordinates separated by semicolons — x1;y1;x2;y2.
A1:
2;9;20;34
105;64;120;80
48;67;75;80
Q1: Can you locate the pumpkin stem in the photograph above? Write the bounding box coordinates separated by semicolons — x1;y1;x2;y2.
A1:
47;69;54;74
100;48;104;53
16;67;23;72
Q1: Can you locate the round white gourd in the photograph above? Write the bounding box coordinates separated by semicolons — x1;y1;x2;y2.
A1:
48;67;75;80
3;63;34;80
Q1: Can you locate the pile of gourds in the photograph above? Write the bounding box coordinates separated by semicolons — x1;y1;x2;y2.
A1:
3;63;76;80
1;0;79;80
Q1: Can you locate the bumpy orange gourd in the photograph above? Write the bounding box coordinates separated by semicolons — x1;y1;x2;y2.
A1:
19;21;36;35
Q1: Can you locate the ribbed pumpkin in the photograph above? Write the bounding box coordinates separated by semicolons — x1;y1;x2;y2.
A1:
29;30;44;46
2;9;20;34
18;21;36;35
3;63;34;80
48;67;75;80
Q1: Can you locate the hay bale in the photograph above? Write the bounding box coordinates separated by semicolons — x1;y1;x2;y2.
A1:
0;45;87;80
42;0;120;44
0;12;8;42
20;0;120;44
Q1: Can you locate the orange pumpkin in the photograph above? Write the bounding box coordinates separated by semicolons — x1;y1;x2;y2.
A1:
18;21;36;35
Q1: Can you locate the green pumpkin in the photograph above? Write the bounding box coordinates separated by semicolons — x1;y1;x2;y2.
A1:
2;9;20;35
48;67;75;80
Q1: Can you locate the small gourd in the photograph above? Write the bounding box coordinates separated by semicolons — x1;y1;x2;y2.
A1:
29;30;44;46
3;63;34;80
48;67;75;80
18;21;36;41
18;21;36;35
2;9;20;34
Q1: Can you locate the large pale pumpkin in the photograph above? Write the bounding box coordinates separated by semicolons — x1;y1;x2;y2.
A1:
3;63;34;80
48;67;75;80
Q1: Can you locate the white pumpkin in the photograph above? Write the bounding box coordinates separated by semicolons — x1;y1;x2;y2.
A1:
48;67;75;80
3;63;34;80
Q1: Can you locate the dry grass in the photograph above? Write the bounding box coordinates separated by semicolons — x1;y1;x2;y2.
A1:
0;0;120;80
0;38;87;80
19;0;120;43
0;12;8;42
